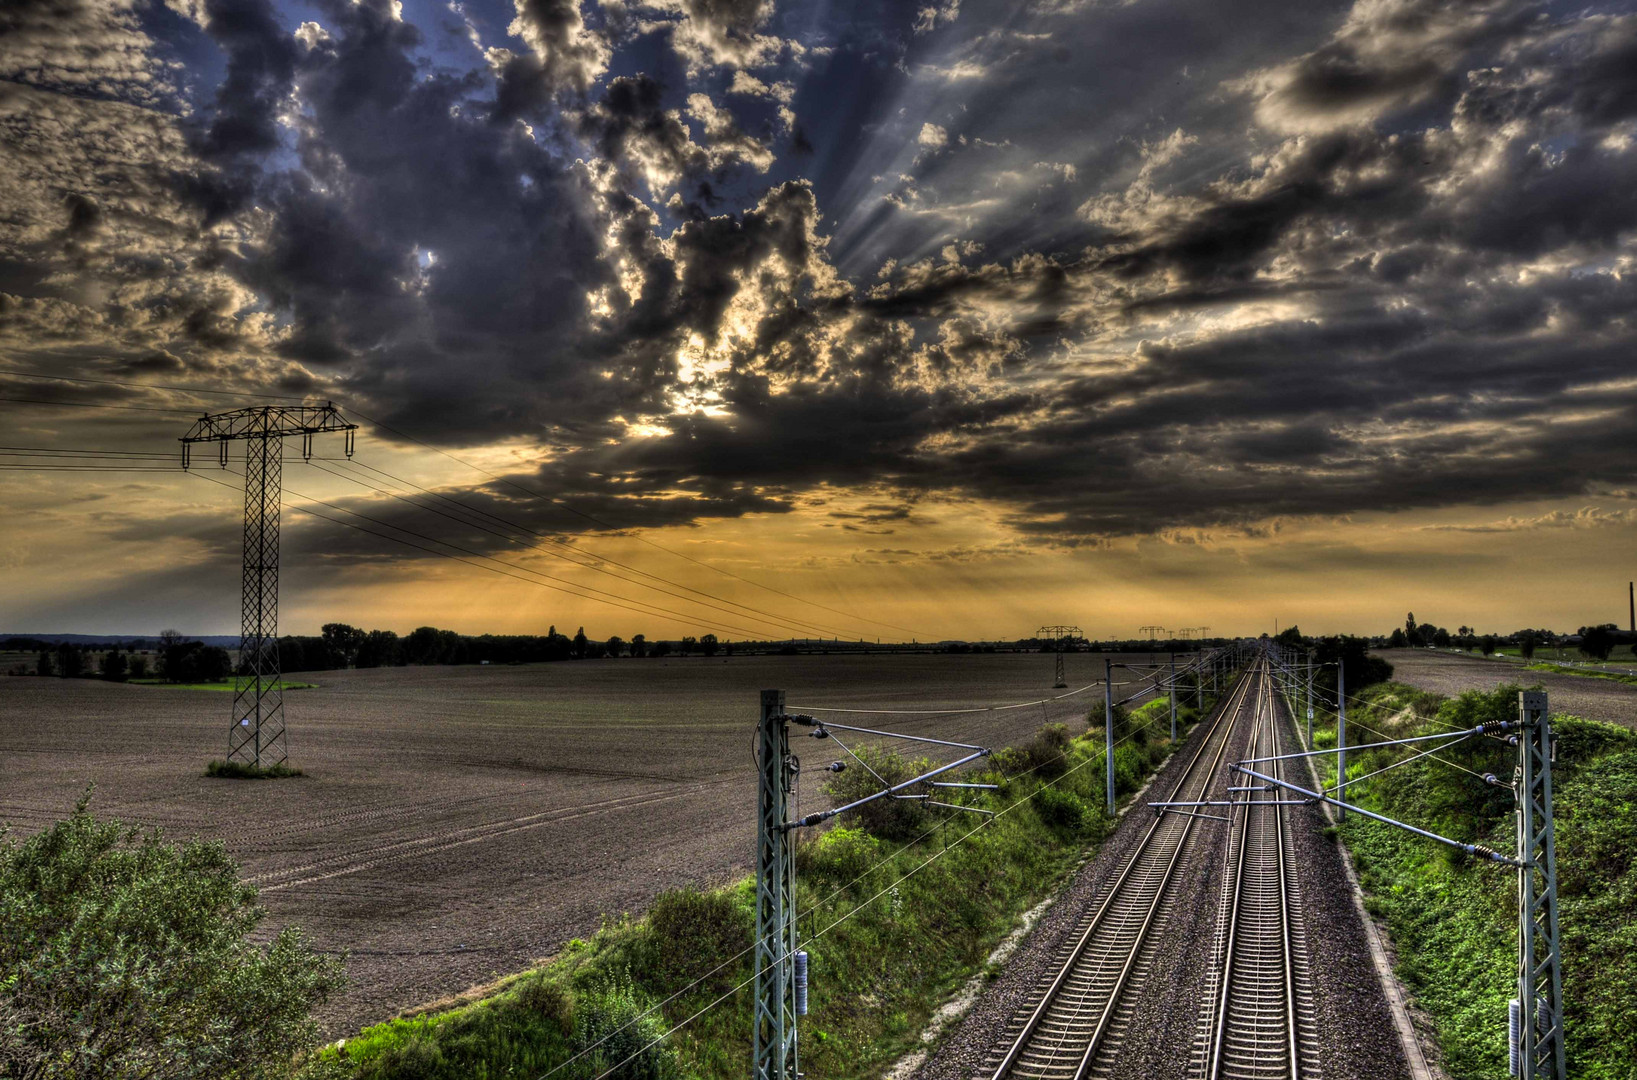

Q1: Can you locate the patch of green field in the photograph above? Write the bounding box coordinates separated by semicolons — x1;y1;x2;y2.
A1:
127;679;318;691
1522;662;1637;687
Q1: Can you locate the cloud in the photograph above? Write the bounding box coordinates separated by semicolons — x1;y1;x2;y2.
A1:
1420;507;1637;534
1236;0;1530;134
504;0;609;96
661;0;786;74
6;0;1637;574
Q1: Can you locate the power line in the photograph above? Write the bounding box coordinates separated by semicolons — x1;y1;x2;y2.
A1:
0;366;919;639
0;368;309;401
341;405;923;639
310;457;860;641
188;469;774;637
0;396;201;415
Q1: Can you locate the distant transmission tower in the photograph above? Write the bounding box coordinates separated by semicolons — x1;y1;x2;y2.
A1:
182;404;356;766
1037;624;1081;688
1139;625;1167;641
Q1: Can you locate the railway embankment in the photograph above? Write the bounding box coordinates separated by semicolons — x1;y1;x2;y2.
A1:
1312;681;1637;1080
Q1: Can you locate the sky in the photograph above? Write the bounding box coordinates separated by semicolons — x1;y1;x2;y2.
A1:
1;0;1636;643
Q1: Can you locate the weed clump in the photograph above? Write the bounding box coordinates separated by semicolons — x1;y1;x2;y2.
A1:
795;826;881;887
992;723;1073;780
1033;786;1088;830
205;759;304;779
639;888;750;994
514;976;574;1035
573;973;678;1080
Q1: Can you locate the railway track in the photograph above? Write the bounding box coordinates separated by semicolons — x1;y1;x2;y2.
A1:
1195;661;1320;1080
984;665;1257;1080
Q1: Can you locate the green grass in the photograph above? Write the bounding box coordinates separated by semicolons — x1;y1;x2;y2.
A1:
205;760;306;780
1313;682;1637;1080
302;695;1217;1080
1523;662;1637;687
129;679;318;691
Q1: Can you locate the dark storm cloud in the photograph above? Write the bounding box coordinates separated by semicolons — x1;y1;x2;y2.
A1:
191;0;298;160
5;0;1637;568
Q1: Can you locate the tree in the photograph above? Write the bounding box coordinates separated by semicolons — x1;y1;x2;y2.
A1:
355;629;401;668
1274;625;1303;647
605;635;624;658
572;627;588;660
1432;627;1451;648
700;633;719;657
404;626;444;665
1388;628;1407;648
320;623;367;668
1519;631;1538;661
629;633;647;658
99;648;128;682
35;651;53;678
1480;634;1497;656
128;655;149;679
55;643;83;679
0;794;342;1077
1579;624;1617;661
1404;613;1423;647
652;639;673;657
679;636;697;656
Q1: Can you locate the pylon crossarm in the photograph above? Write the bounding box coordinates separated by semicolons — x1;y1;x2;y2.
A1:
780;715;986;752
1230;765;1523;866
180;404;357;444
788;748;990;829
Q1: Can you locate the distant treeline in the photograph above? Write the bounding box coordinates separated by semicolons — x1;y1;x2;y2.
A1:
4;632;228;683
275;623;733;672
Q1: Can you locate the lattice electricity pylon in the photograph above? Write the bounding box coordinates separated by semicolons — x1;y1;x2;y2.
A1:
1037;624;1081;688
181;404;357;766
753;690;798;1080
1139;624;1167;641
1515;691;1565;1079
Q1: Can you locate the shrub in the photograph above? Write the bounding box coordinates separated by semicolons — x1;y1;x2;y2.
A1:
993;723;1073;780
573;974;678;1080
820;744;932;840
639;888;750;994
1034;786;1087;830
206;759;305;780
0;793;342;1078
514;976;574;1035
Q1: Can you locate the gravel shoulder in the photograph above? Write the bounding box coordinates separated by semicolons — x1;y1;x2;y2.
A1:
1377;648;1637;728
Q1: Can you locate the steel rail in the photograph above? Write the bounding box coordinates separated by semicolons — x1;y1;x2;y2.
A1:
988;665;1258;1080
1203;660;1319;1080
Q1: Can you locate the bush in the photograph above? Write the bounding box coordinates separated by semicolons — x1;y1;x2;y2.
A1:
0;793;342;1078
206;759;305;780
514;976;574;1035
820;744;932;840
993;723;1073;780
1033;786;1087;830
639;888;750;994
573;974;678;1080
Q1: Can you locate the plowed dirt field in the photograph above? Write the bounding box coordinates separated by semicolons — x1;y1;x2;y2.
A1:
0;651;1169;1033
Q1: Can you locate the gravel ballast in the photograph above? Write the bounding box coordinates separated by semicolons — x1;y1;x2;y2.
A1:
913;672;1414;1080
